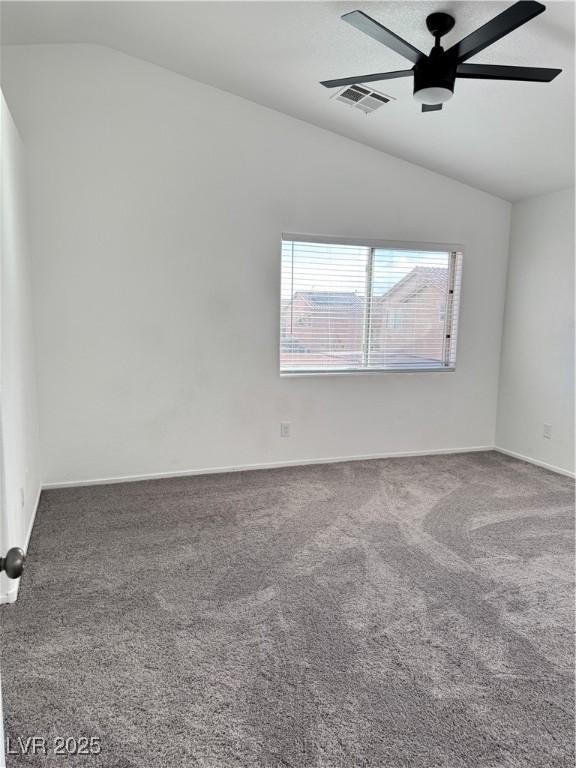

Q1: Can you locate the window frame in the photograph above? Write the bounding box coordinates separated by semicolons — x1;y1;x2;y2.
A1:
280;234;463;377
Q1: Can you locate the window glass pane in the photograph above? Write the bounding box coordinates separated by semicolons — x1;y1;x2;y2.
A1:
369;250;450;370
281;241;368;371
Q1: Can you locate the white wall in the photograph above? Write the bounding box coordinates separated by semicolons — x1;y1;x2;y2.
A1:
1;44;511;486
496;187;575;475
0;93;41;602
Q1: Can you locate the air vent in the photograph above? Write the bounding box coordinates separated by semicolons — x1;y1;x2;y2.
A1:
338;85;369;102
333;85;393;114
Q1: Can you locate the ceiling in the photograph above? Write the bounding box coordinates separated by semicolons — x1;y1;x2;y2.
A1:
1;1;574;200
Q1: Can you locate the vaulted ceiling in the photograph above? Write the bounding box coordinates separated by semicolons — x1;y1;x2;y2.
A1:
2;1;574;200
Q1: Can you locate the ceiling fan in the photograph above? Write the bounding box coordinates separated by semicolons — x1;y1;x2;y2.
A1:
321;1;562;112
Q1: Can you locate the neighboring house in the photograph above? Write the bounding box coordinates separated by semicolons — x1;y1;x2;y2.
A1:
371;266;448;365
281;269;449;367
281;291;363;364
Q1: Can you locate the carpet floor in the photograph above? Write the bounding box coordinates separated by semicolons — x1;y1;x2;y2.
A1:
0;451;574;767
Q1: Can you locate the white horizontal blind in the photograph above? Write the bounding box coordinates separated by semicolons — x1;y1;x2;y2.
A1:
280;237;462;373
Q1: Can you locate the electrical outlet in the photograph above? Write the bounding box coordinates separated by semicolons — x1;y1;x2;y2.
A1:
543;423;552;440
280;422;291;438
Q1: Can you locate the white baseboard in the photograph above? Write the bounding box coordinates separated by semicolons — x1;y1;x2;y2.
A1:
42;445;496;490
0;584;19;604
494;447;575;479
0;484;42;605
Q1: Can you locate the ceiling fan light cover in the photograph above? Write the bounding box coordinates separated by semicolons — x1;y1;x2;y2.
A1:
413;86;454;105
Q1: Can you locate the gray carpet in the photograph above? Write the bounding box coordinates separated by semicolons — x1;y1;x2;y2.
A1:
0;451;574;767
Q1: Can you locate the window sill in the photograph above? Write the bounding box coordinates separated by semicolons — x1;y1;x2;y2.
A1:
280;367;456;377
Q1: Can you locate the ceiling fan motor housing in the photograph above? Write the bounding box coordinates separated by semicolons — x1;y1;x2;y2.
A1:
413;49;457;104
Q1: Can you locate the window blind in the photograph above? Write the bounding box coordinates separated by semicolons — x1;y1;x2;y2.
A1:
280;236;462;373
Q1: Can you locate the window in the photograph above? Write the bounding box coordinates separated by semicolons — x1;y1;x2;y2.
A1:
280;236;462;374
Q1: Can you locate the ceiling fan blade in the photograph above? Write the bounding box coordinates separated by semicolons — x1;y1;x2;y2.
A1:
320;70;413;89
422;104;443;112
342;10;425;65
457;63;562;82
446;1;545;63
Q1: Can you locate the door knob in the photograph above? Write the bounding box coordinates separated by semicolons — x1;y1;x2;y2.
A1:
0;548;26;579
